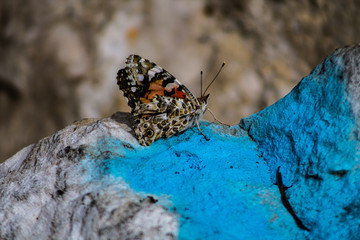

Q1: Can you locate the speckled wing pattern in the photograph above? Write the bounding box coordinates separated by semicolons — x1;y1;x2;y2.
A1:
117;55;209;146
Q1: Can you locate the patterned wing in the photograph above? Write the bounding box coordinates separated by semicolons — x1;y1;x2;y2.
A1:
134;96;198;145
117;55;198;113
117;55;201;146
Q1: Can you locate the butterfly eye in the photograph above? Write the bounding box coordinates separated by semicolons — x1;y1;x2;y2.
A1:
144;116;150;121
143;123;149;128
146;129;154;138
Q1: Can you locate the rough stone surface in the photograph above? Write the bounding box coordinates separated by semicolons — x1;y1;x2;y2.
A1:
240;44;360;239
1;45;360;239
0;114;178;240
2;0;360;160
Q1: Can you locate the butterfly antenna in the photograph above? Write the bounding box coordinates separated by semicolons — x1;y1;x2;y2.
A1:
207;108;230;127
203;61;226;96
200;70;203;97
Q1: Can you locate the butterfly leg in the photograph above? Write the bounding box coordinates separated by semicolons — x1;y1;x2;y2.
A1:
195;118;210;141
207;108;230;127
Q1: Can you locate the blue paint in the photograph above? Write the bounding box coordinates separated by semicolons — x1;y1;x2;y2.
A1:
84;124;305;239
83;46;360;239
240;47;360;239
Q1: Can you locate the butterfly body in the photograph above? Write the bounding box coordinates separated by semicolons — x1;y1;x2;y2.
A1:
117;55;209;146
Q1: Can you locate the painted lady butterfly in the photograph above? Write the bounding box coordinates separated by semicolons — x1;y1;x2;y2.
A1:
117;55;210;146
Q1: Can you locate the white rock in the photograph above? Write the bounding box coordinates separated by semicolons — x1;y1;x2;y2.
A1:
0;112;178;240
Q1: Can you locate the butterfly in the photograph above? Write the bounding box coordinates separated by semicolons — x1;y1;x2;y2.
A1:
117;55;221;146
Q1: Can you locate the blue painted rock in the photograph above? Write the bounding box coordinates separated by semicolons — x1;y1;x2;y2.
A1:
1;45;360;239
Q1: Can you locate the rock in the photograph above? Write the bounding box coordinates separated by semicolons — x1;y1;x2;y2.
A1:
1;45;360;239
3;0;360;161
240;44;360;239
0;114;178;239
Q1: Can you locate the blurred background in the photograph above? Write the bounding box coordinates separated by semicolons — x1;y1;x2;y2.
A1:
1;0;360;161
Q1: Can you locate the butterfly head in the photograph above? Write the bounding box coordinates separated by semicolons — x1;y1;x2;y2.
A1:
197;93;209;110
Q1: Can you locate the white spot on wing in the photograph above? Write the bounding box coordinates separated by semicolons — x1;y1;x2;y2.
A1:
148;67;162;79
138;75;144;81
148;70;156;78
174;79;182;85
151;67;161;73
165;82;178;91
131;87;137;92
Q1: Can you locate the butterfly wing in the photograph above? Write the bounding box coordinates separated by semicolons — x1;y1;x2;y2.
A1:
117;55;204;146
134;96;198;145
117;55;197;112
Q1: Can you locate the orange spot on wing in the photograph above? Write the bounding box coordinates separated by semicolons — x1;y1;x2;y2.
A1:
149;80;164;91
171;88;186;99
142;89;164;102
148;90;164;99
140;98;151;103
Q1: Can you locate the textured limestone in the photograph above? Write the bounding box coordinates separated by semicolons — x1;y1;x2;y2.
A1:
1;45;360;239
0;114;178;239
